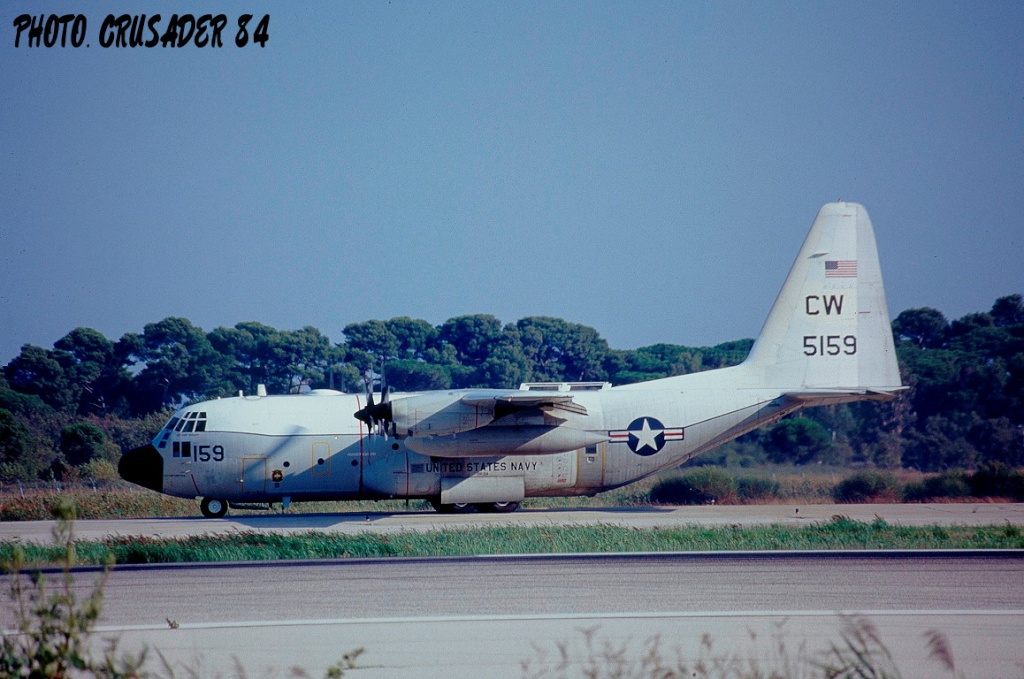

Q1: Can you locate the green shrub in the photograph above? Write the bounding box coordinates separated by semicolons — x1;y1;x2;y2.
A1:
968;462;1024;500
650;477;714;504
903;471;971;501
651;467;735;504
80;458;121;482
605;484;651;506
734;476;782;502
60;422;116;467
831;470;901;503
764;417;832;464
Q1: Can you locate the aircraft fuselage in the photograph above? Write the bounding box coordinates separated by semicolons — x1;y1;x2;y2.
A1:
127;380;802;515
118;202;905;516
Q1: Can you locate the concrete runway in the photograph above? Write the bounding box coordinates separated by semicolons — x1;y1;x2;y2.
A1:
3;502;1024;543
2;506;1023;677
2;552;1023;678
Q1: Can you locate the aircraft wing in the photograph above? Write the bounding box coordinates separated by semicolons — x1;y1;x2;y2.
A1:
461;392;589;416
396;389;598;458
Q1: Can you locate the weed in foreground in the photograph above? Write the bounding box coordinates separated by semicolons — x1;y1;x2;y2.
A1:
1;504;362;678
520;615;967;679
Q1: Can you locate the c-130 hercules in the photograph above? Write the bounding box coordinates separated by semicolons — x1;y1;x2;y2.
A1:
120;203;904;517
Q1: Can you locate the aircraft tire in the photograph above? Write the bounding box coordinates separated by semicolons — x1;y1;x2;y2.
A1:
200;497;228;518
430;500;475;514
477;501;520;513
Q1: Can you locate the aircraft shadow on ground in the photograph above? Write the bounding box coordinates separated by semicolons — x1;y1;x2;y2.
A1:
527;506;675;514
218;505;675;530
213;511;414;530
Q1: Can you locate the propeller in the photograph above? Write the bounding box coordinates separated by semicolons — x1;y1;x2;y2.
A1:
354;362;394;437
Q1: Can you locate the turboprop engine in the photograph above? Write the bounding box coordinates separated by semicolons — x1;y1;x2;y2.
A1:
390;391;496;438
354;388;606;457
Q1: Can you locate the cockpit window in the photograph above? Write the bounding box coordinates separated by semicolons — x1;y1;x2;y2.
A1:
156;417;179;449
159;411;209;449
175;411;209;432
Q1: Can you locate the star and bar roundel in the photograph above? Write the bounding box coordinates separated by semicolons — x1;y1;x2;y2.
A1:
608;417;684;456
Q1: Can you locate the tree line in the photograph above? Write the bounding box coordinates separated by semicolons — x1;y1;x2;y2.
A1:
1;295;1022;482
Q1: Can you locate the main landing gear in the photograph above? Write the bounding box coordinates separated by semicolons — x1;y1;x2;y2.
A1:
430;500;520;514
200;497;228;518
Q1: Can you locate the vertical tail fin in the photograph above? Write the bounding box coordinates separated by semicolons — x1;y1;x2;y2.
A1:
742;202;902;392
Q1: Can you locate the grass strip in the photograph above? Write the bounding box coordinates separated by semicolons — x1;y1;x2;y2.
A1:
3;518;1023;567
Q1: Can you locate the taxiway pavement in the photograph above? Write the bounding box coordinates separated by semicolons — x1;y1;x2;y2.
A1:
1;552;1019;679
3;505;1023;677
2;502;1023;544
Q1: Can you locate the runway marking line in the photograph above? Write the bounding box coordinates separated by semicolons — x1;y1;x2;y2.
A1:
91;609;1024;634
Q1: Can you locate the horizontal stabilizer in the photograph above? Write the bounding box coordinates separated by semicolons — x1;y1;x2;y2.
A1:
783;386;908;406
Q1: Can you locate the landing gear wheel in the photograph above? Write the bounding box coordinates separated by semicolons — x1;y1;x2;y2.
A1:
477;502;520;513
200;497;228;518
430;500;476;514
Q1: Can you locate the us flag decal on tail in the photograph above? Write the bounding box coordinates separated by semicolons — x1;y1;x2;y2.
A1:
825;260;857;278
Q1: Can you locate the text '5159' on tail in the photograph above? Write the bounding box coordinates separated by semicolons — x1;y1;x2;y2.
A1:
740;202;902;399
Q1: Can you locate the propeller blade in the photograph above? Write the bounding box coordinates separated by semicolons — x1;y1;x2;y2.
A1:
380;359;390;404
354;399;392;430
354;360;394;438
364;369;375;408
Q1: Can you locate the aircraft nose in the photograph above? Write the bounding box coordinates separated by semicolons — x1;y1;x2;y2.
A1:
118;444;164;493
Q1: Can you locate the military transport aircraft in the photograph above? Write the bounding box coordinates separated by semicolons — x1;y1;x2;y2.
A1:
120;202;904;517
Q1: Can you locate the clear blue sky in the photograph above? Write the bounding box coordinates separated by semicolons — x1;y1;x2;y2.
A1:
2;1;1022;364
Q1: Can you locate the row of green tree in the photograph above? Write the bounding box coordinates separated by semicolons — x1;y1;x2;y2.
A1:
2;295;1022;482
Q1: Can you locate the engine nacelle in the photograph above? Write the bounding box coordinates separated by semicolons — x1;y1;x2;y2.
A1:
389;392;496;438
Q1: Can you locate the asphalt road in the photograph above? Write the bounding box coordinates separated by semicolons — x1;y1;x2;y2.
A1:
3;553;1023;678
